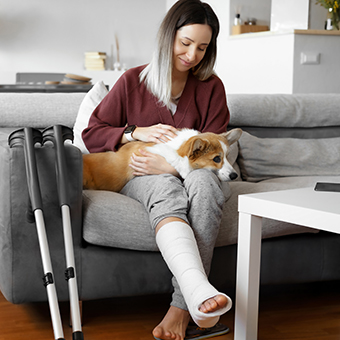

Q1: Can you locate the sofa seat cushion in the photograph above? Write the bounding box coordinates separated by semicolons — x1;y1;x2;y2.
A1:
82;176;339;250
82;183;230;251
217;175;340;247
82;189;156;251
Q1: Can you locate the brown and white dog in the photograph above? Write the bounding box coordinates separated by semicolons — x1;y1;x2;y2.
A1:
83;128;242;192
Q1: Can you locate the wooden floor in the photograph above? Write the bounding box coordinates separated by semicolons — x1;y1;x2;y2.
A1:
1;281;340;340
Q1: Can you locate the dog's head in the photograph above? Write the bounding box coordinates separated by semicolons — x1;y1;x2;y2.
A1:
177;128;242;181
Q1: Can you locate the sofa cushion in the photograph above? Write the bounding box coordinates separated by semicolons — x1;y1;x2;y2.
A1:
81;175;339;250
73;81;108;153
238;132;340;182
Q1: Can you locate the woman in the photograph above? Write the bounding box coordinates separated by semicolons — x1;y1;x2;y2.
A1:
83;1;232;339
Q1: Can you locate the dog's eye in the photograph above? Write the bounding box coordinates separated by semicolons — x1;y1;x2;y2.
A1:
213;156;221;163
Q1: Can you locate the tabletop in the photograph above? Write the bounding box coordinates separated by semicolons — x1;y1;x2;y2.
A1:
238;186;340;233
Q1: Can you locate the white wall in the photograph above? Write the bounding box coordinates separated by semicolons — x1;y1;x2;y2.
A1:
224;0;338;94
200;0;230;84
0;0;166;82
309;2;329;29
224;31;340;94
2;0;231;84
293;34;340;93
224;33;295;94
0;0;336;93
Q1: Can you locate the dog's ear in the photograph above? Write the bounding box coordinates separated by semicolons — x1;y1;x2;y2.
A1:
178;136;210;159
221;128;242;145
191;138;210;158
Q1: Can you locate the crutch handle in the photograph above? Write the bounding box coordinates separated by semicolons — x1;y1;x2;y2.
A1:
8;127;44;213
42;125;74;207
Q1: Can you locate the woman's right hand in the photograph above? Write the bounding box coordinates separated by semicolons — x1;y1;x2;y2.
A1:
133;124;178;144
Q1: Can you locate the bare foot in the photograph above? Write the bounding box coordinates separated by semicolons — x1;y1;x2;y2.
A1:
199;294;229;314
152;305;191;340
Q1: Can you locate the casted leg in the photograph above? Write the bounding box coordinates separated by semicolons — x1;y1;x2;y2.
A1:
121;173;231;338
170;170;230;316
156;220;232;329
121;175;191;339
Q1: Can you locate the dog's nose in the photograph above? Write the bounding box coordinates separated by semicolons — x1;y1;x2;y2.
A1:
229;172;238;181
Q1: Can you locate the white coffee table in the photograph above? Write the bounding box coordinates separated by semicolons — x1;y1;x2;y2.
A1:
234;186;340;340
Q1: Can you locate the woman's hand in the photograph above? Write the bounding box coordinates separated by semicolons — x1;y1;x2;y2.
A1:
129;149;179;177
133;124;178;144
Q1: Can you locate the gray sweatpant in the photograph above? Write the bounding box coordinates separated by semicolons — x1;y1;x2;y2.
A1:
120;169;226;310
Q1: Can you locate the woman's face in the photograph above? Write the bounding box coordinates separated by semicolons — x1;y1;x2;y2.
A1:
173;24;212;75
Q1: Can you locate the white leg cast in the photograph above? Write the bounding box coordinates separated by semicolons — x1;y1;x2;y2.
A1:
156;221;232;328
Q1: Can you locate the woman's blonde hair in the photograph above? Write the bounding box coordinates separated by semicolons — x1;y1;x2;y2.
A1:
139;0;220;109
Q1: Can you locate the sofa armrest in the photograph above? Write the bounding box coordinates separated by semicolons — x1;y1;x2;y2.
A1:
0;132;83;303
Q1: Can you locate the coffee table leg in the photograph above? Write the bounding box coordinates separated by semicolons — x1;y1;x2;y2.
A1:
234;212;263;340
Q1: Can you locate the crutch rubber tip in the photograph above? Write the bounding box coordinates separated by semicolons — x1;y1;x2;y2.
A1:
73;331;84;340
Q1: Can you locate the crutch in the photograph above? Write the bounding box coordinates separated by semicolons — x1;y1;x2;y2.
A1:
8;127;65;340
42;125;84;340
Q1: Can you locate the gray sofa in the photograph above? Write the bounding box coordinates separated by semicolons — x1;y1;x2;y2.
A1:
1;90;340;306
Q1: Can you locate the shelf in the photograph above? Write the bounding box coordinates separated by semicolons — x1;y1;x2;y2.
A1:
229;28;340;40
294;29;340;35
231;25;269;35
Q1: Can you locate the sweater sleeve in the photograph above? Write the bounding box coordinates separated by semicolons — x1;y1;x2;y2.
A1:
200;75;230;134
82;73;129;153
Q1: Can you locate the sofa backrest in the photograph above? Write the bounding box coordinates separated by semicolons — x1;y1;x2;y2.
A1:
228;93;340;139
0;93;86;129
227;94;340;181
1;92;340;139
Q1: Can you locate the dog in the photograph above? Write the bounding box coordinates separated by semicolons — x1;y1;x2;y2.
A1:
82;128;242;192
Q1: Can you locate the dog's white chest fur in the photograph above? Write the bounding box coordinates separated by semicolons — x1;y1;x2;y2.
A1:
146;129;199;179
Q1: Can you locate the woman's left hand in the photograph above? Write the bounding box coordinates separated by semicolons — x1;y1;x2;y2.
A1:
129;149;179;177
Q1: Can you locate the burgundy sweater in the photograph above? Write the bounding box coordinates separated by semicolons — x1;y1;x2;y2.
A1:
82;65;230;153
